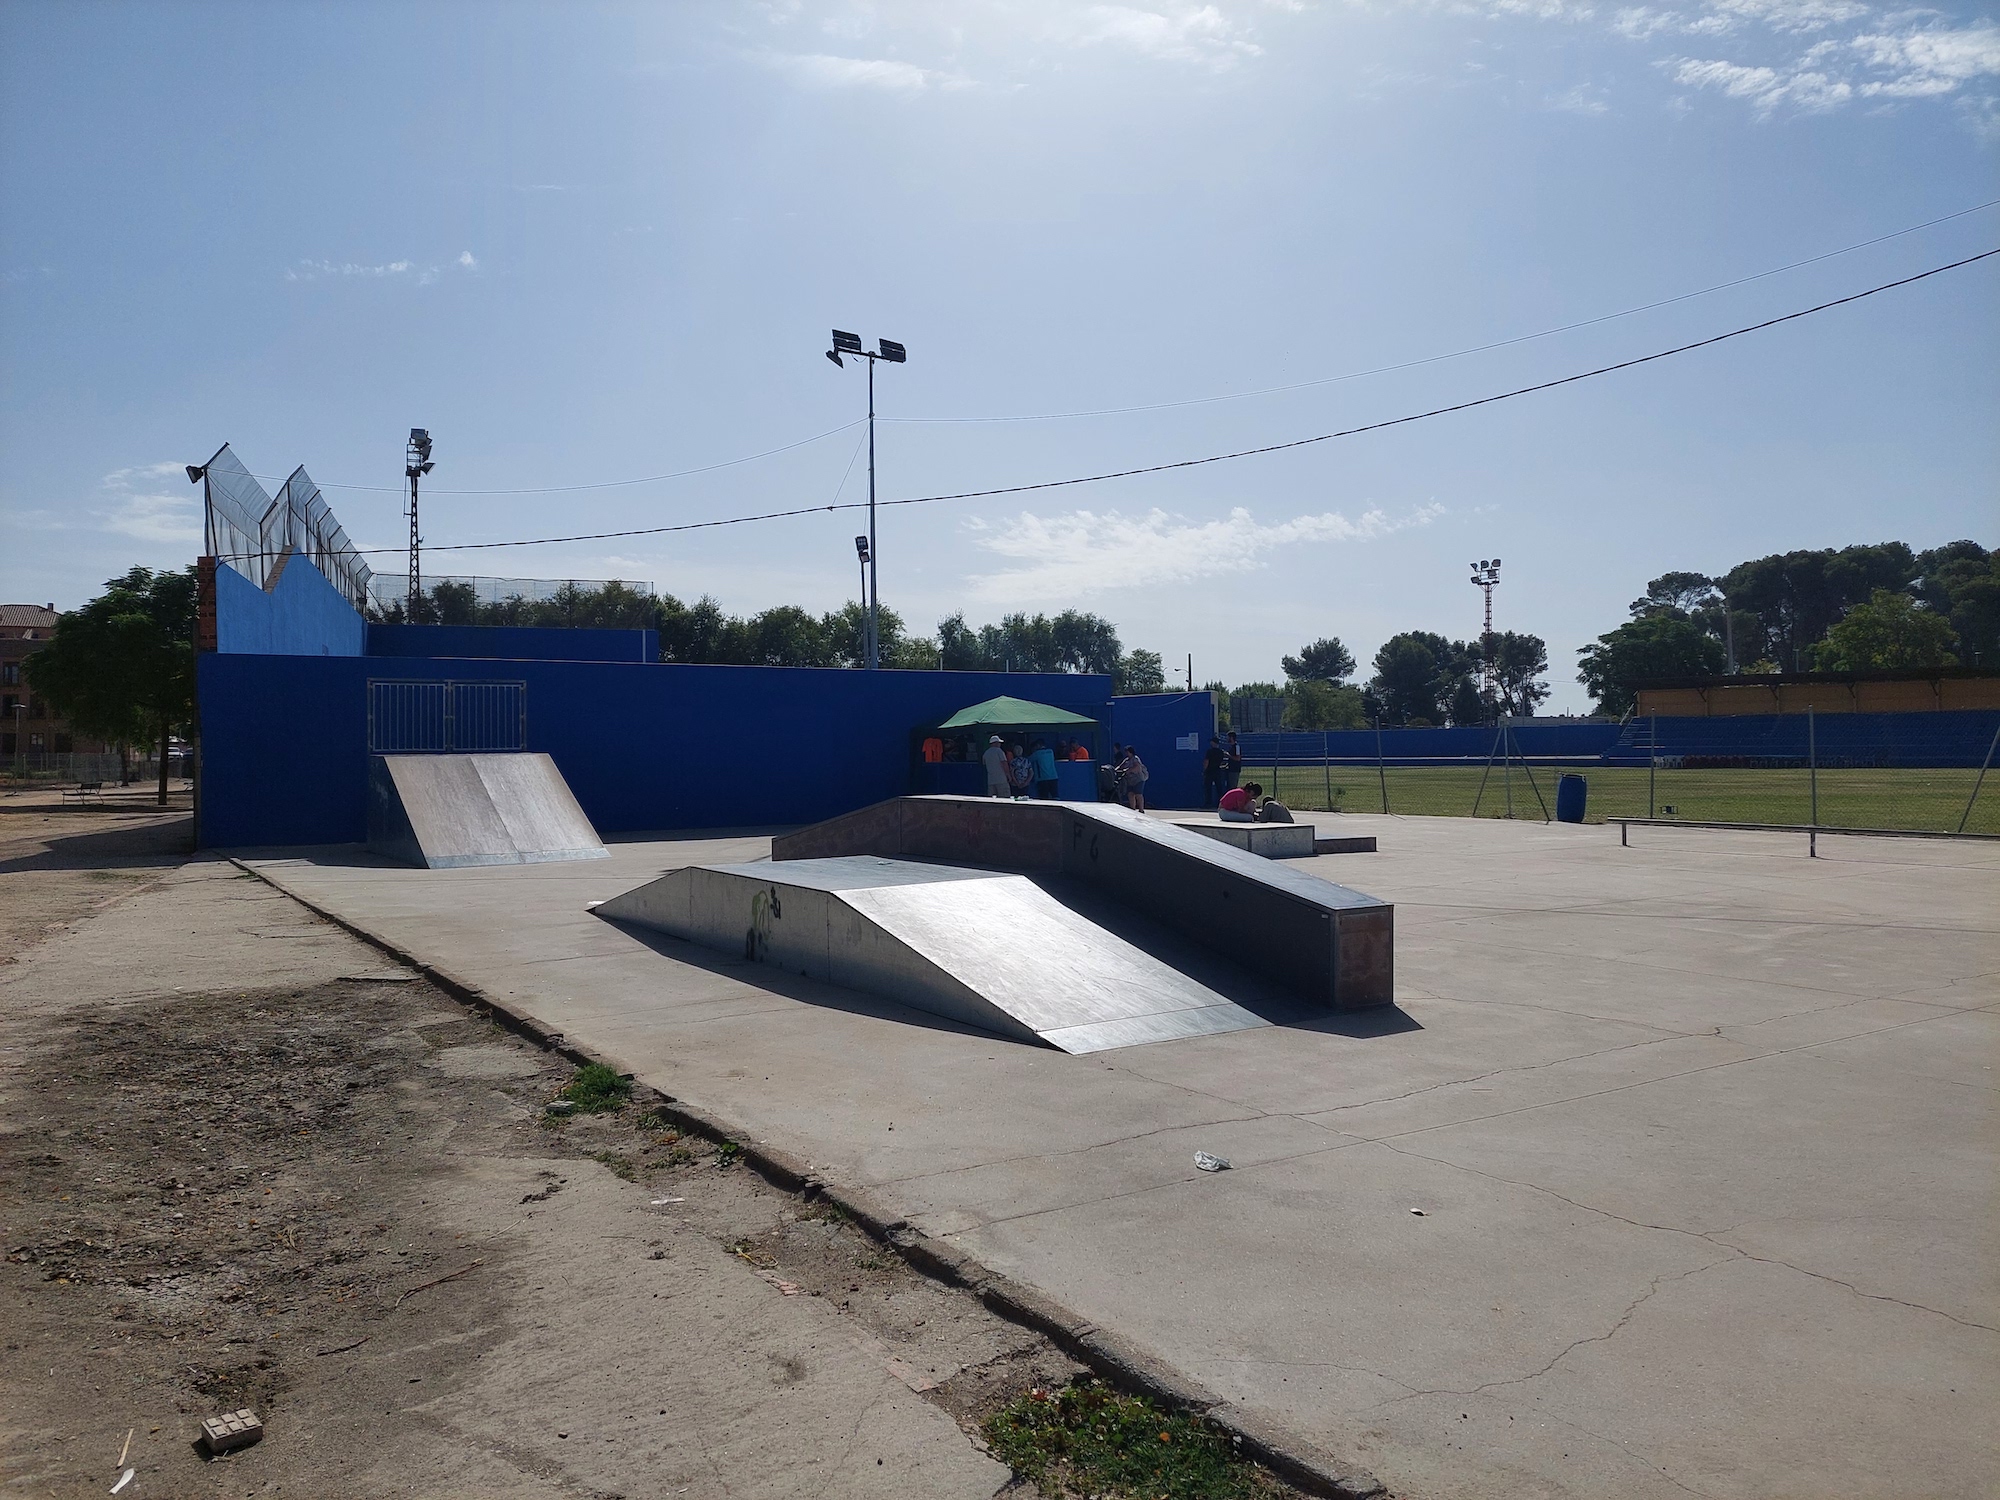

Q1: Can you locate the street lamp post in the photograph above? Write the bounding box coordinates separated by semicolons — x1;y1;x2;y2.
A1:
825;330;907;670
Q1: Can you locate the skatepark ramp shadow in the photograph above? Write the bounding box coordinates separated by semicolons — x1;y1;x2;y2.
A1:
592;796;1405;1055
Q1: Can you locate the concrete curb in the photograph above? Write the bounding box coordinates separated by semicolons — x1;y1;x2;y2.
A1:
229;857;1391;1500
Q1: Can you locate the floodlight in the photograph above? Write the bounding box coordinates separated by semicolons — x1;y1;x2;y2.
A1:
826;349;844;367
1492;557;1502;567
831;329;864;354
186;465;205;484
854;535;870;561
878;338;907;363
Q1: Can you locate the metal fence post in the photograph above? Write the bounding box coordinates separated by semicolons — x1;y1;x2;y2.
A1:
1323;731;1331;812
1375;719;1389;814
1648;714;1657;817
1956;722;2000;835
1808;705;1818;840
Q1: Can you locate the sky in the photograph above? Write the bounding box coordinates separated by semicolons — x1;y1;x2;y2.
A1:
2;0;1995;712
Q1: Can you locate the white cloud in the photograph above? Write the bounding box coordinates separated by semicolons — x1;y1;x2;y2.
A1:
965;503;1442;603
766;51;963;88
1067;5;1265;67
1850;22;2000;97
96;465;202;545
457;250;479;269
1547;81;1611;110
285;258;412;282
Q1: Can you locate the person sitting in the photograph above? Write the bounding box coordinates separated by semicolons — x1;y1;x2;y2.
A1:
1218;782;1261;822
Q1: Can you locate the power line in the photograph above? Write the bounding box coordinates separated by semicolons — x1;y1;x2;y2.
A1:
347;247;1996;559
880;198;2000;424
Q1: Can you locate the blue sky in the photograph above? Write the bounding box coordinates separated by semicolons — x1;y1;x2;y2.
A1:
2;0;1994;710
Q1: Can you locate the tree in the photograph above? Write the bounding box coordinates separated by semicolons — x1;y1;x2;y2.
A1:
1283;679;1367;730
1114;649;1165;695
1721;543;1917;671
25;566;197;804
1576;615;1726;716
1629;571;1719;619
1483;631;1551;718
1812;589;1959;671
1367;632;1482;725
1279;637;1356;684
1914;542;1998;669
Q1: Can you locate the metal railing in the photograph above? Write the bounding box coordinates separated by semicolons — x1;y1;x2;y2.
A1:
367;680;527;753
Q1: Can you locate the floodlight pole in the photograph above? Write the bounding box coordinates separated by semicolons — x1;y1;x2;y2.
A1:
826;332;906;670
866;355;879;670
405;429;434;622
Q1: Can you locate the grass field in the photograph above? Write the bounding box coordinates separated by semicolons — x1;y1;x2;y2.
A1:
1250;763;2000;835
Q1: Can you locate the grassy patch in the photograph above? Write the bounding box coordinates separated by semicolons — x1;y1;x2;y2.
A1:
560;1064;631;1114
632;1109;671;1132
592;1151;637;1181
983;1382;1287;1499
713;1140;742;1169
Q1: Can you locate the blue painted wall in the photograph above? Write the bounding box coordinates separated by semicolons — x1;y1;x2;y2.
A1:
367;624;658;663
1110;692;1217;810
214;555;365;657
198;656;1114;848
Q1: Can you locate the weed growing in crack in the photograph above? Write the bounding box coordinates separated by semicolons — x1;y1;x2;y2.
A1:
982;1380;1289;1499
560;1064;630;1114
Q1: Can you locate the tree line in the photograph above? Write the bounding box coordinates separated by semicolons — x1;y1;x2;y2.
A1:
1578;540;1996;714
1203;628;1554;731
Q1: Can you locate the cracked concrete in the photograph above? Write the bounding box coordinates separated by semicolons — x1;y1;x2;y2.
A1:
241;813;1999;1499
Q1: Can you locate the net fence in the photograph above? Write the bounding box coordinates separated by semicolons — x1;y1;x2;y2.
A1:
365;575;658;628
201;444;373;613
1233;713;2000;836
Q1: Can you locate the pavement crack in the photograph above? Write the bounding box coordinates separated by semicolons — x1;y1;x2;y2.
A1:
1699;1239;1999;1334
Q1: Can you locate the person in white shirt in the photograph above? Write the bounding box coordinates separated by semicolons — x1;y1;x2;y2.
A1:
981;734;1010;797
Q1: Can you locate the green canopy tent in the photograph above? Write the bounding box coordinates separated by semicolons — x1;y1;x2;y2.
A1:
934;695;1097;731
915;696;1104;792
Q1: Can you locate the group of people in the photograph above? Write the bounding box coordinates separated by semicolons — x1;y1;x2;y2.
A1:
977;734;1087;801
1202;731;1291;822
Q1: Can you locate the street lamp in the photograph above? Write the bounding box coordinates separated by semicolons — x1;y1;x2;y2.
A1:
1469;559;1502;709
853;536;874;666
405;429;434;620
824;330;907;670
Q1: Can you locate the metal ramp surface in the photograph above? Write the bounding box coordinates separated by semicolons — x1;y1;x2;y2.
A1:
367;753;608;869
773;796;1393;1011
593;855;1268;1054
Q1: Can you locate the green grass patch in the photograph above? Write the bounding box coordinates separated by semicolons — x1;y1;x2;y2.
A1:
592;1150;637;1181
1255;763;1999;834
561;1064;631;1114
982;1381;1289;1499
713;1140;742;1169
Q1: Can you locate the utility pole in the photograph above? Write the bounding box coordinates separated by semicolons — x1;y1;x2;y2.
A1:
405;429;434;620
1470;559;1501;711
825;331;906;669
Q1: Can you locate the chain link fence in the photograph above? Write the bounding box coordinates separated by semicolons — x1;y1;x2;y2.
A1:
1234;712;2000;836
1;752;187;787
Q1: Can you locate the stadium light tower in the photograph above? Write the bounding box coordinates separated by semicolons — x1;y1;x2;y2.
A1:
824;330;907;670
1470;559;1502;706
405;429;434;619
853;535;874;666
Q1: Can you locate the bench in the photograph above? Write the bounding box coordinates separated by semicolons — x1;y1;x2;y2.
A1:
62;781;105;805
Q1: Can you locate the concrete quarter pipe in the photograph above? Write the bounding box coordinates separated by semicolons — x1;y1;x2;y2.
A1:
368;753;608;869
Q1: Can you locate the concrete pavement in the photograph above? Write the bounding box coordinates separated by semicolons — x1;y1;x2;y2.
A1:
241;814;2000;1499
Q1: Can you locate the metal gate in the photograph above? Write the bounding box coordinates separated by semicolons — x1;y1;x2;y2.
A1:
368;680;527;753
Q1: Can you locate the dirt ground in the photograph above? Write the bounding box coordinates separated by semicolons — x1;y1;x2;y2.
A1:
0;804;1109;1499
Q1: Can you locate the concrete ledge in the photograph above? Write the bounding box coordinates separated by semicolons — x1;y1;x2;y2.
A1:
1167;818;1317;859
1313;835;1377;854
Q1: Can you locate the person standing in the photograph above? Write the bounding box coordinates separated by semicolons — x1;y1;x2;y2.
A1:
1201;735;1226;808
1029;738;1060;800
981;734;1010;797
1117;745;1149;812
1224;731;1243;792
1006;742;1035;798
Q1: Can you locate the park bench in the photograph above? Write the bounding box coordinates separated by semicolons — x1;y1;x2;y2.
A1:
62;781;106;805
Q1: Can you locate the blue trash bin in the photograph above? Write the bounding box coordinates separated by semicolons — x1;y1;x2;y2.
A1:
1556;773;1587;824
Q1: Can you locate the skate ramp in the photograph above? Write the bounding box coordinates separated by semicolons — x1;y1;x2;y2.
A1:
368;753;608;869
593;855;1268;1054
772;796;1393;1011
